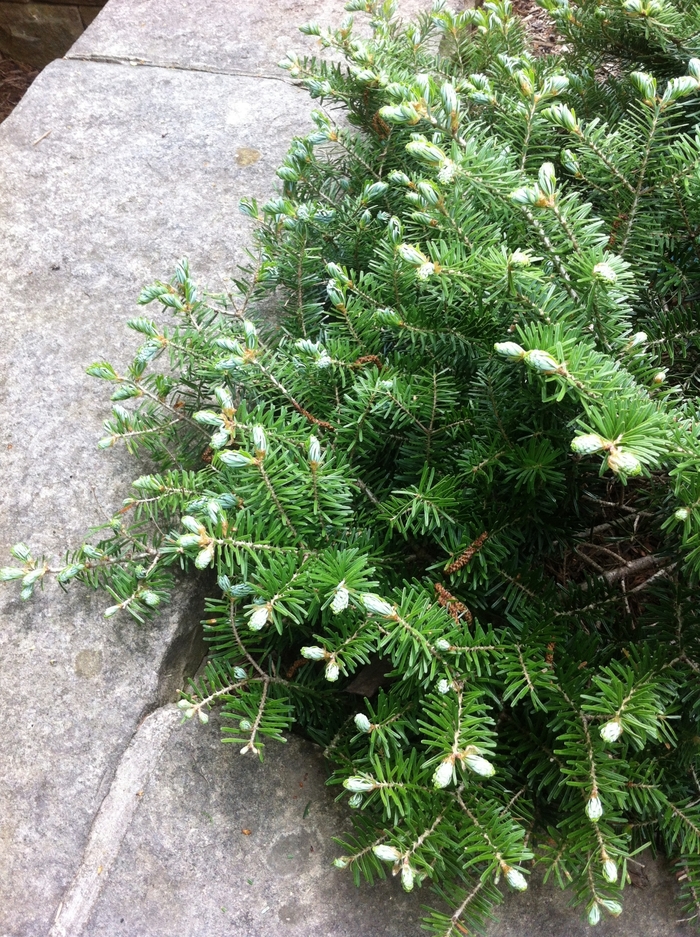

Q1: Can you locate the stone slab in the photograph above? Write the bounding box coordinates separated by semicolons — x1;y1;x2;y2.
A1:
83;717;429;937
69;0;450;76
0;56;315;936
0;1;83;66
82;714;686;937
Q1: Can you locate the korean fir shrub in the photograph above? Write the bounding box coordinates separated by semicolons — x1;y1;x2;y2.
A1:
5;0;700;931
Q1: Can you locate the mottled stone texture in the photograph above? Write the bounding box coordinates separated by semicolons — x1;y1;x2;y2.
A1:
0;54;312;937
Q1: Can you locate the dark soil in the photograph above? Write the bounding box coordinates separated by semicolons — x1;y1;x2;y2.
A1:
511;0;563;56
0;54;39;124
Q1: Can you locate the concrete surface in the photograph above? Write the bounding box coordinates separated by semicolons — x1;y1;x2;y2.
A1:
68;0;439;76
0;27;315;937
0;0;691;935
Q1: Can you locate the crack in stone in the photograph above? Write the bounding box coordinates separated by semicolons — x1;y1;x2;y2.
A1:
65;51;293;83
48;704;181;937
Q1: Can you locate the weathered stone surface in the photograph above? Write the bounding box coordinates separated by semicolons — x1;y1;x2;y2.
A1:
83;717;429;937
69;0;453;75
0;57;314;936
0;2;83;66
82;714;686;937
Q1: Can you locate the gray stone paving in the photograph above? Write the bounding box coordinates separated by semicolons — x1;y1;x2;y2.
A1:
0;1;691;935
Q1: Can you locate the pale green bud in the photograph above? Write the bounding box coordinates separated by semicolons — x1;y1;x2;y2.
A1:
198;710;209;724
600;719;623;743
398;243;427;266
432;759;454;789
325;660;340;682
435;638;451;651
177;698;193;710
331;583;350;614
194;410;224;427
593;262;617;284
219;450;254;468
248;604;270;631
652;370;667;385
628;331;647;347
571;434;606;455
233;667;247;680
343;776;376;793
104;605;122;618
210;428;229;450
309;435;322;464
252;425;267;454
586;794;603;822
505;866;528;891
464;753;496;777
401;863;415;892
354;713;372;733
301;646;328;661
214;386;234;410
348;793;363;808
537;162;557;196
405;139;447;164
195;543;215;569
0;567;25;582
373;844;401;862
333;856;350;869
239;719;252;730
602;858;618;884
607;449;642;477
675;507;690;521
177;534;201;548
416;261;436;280
361;593;395;617
588;902;601;926
10;542;32;562
524;349;560;373
494;341;525;360
599;898;622;917
21;568;45;587
141;591;161;607
437;679;451;695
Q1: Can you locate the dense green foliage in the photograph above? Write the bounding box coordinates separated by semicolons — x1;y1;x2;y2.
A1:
6;0;700;930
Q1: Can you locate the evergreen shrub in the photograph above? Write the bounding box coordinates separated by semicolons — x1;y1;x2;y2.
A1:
5;0;700;930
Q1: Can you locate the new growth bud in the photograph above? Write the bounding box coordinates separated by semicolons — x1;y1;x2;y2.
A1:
331;582;350;614
432;759;454;789
504;865;528;891
524;349;560;373
494;341;526;360
248;604;270;631
607;449;642;477
464;753;496;777
301;646;328;660
373;844;401;862
354;713;372;733
344;776;376;793
600;719;623;743
361;593;395;617
586;793;604;822
571;433;606;455
602;857;618;884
